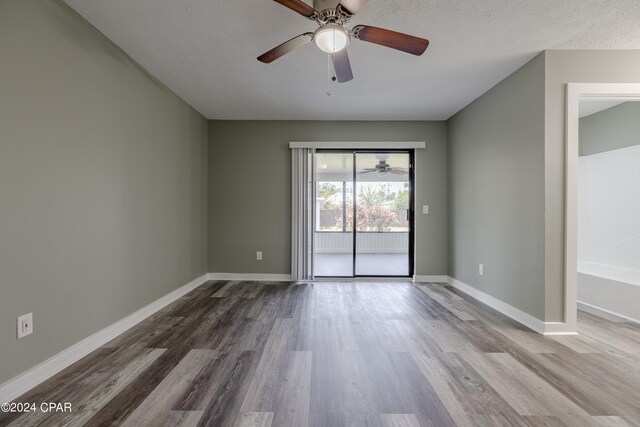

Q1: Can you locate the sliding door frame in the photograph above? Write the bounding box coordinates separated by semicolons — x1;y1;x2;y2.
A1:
313;148;415;278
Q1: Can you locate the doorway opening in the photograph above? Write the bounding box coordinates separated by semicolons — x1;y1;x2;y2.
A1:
312;150;414;278
564;83;640;333
575;99;640;330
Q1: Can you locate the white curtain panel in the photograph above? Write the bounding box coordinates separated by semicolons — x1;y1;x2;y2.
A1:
291;148;314;281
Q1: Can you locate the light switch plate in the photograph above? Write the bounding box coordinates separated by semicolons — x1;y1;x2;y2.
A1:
256;251;263;261
479;264;484;276
423;205;430;214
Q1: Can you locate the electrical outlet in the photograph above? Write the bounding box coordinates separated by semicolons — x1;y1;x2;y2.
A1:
479;264;484;276
17;313;33;339
256;251;263;261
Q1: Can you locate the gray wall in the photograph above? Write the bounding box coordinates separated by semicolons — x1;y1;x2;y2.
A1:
208;121;448;276
544;50;640;321
0;0;208;384
579;102;640;156
447;53;546;321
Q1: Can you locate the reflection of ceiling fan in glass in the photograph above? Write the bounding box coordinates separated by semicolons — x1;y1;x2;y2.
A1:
359;159;408;175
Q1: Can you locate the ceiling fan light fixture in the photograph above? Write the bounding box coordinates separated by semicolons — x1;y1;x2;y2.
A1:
313;23;350;53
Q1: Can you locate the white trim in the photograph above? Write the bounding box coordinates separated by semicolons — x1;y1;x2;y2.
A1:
445;276;576;335
289;141;426;149
0;274;209;404
578;300;640;325
413;275;449;283
542;322;578;336
447;276;545;334
565;83;640;336
208;273;292;282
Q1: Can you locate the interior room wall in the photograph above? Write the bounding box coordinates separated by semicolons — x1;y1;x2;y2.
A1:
0;0;208;385
207;121;448;277
446;53;546;321
579;102;640;156
578;145;640;272
543;50;640;321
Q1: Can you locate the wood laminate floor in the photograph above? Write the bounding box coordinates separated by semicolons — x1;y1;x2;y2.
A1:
2;280;640;427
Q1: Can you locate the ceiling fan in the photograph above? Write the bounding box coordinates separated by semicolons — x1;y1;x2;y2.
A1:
359;159;408;175
257;0;430;83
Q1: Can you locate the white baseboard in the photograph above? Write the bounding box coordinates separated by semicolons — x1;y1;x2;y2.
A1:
445;276;576;336
578;300;640;324
0;274;209;404
208;273;292;282
542;322;578;336
446;276;545;334
413;275;449;283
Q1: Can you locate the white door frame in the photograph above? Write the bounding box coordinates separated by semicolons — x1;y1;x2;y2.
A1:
564;83;640;332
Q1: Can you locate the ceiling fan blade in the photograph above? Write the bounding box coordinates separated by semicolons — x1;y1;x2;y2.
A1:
331;49;353;83
257;33;314;63
352;25;429;56
388;170;408;175
338;0;369;15
273;0;316;18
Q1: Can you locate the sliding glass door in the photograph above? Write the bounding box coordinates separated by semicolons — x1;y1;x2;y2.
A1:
313;150;413;278
313;152;354;277
355;152;411;276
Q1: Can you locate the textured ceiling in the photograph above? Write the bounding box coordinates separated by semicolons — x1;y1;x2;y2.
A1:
62;0;640;120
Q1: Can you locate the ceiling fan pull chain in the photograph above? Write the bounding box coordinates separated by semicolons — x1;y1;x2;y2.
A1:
326;54;332;96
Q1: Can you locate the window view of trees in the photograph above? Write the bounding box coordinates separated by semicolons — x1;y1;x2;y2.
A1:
316;181;409;232
318;183;342;211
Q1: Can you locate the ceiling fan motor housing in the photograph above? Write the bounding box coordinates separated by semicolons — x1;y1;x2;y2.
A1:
314;0;351;24
313;0;341;13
